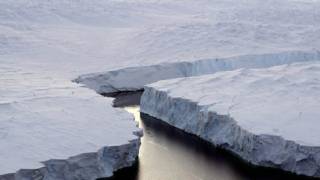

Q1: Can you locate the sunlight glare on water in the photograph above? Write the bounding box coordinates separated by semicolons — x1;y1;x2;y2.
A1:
104;92;314;180
123;106;245;180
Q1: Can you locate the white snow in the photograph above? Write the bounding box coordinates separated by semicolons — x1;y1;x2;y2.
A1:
1;0;320;178
1;0;320;76
140;62;320;177
0;64;141;179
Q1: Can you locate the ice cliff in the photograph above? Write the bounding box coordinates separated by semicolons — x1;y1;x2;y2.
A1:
76;50;320;94
140;62;320;177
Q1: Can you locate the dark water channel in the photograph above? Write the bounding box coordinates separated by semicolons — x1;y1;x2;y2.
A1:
102;91;316;180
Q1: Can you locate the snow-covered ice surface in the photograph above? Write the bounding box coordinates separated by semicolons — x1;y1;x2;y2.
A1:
1;0;320;178
141;62;320;177
70;0;320;94
1;0;320;77
0;64;141;179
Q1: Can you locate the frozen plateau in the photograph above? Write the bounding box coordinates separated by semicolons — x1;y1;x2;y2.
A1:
1;0;320;179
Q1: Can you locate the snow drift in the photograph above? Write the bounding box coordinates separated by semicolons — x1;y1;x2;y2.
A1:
140;62;320;177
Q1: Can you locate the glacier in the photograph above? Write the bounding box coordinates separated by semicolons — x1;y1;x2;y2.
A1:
140;62;320;177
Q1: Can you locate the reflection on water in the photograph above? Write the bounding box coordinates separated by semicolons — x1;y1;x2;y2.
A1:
102;92;315;180
123;106;245;180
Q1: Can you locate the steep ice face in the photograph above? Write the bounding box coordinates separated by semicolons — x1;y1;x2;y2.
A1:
140;62;320;177
76;50;320;94
0;66;141;179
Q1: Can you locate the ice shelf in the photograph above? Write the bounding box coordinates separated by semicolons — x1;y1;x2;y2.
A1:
1;0;320;179
0;66;141;179
141;62;320;177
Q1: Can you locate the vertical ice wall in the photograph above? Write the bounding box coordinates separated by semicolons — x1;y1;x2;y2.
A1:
76;51;320;94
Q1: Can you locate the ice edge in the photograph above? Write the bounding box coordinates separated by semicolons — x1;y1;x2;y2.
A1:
72;50;320;178
75;50;320;94
0;139;140;180
140;87;320;178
